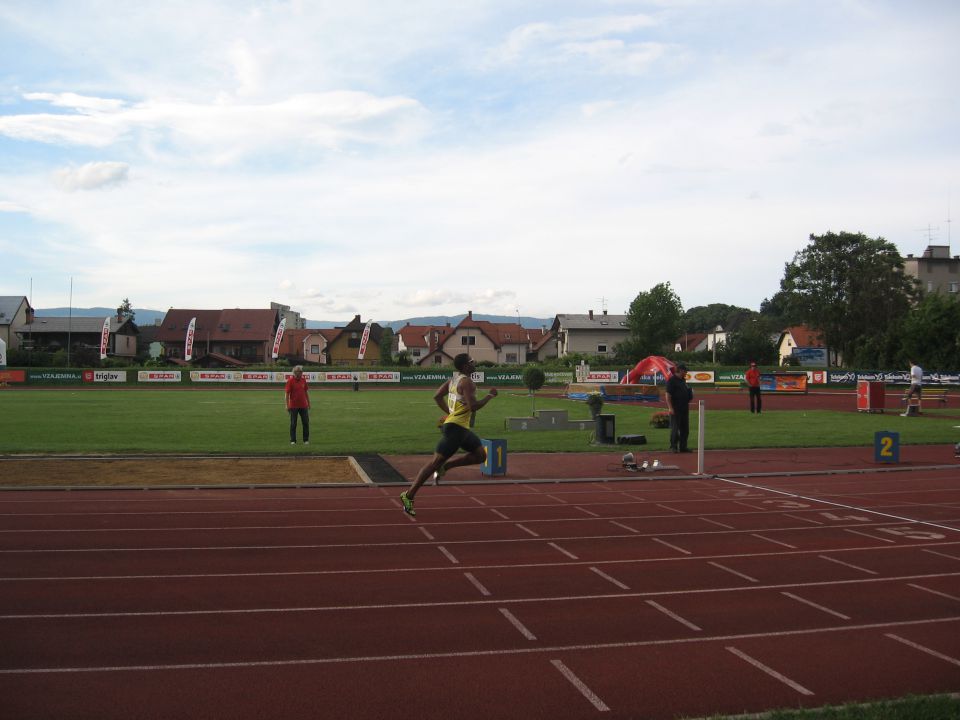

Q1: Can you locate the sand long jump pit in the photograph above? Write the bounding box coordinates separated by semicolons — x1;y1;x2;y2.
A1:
0;456;370;489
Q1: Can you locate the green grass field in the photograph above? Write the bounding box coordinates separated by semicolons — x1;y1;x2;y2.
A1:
1;388;957;454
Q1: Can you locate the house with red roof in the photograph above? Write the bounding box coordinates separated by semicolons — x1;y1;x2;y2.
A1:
777;325;840;366
156;308;279;364
409;311;556;366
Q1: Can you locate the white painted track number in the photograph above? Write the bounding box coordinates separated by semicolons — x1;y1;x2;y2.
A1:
878;526;945;541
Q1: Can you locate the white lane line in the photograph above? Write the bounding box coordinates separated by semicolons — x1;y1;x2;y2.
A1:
657;504;686;514
464;572;491;597
620;492;647;502
490;509;510;520
734;501;765;511
499;607;537;640
652;537;691;556
818;555;878;575
548;542;579;560
646;600;701;631
609;520;638;533
437;546;459;565
781;592;851;620
726;646;814;696
575;506;600;518
700;517;735;530
515;524;540;538
907;583;960;603
418;527;435;541
2;616;959;675
886;633;960;667
751;534;797;550
589;566;630;590
550;659;610;712
545;495;568;505
708;561;758;583
470;497;488;507
783;513;823;526
923;548;960;561
844;528;896;544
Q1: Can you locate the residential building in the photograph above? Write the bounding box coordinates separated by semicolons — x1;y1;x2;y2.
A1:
408;312;555;366
526;327;557;362
275;327;337;364
552;310;629;359
156;308;279;364
0;296;34;351
902;244;960;296
674;332;708;353
777;325;840;366
21;314;139;358
271;302;307;330
325;315;385;367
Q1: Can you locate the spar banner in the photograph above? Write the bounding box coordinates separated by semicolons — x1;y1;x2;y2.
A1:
271;318;286;360
138;370;182;383
83;370;128;383
357;320;373;360
355;371;400;383
190;370;240;382
99;317;110;360
184;317;196;361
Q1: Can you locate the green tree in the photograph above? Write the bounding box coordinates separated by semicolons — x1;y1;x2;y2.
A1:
718;316;778;365
899;292;960;369
682;304;752;334
117;298;135;321
625;282;683;360
379;328;395;364
780;231;916;366
522;365;546;413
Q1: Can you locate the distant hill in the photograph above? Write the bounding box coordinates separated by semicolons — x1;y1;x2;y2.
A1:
37;309;554;331
315;314;555;331
36;307;166;326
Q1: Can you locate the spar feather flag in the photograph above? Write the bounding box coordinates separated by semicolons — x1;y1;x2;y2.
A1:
271;317;286;359
357;320;373;360
99;317;111;360
184;317;197;361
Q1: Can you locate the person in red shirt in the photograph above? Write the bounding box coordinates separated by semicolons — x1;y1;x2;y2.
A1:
745;361;762;414
284;365;311;444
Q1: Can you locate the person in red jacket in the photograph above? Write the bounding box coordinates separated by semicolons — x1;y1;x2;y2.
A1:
745;361;762;414
284;365;311;444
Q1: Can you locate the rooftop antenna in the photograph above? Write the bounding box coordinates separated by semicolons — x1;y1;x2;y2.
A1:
947;190;953;249
599;296;608;313
917;224;939;244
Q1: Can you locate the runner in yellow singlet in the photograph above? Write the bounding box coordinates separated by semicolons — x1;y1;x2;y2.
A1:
400;353;498;516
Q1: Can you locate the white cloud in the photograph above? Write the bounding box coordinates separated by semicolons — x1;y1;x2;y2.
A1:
52;162;129;191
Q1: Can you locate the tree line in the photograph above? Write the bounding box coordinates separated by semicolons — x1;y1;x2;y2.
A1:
619;231;960;369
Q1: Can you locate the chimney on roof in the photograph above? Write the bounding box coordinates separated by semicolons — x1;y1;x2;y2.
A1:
602;309;608;315
467;310;473;320
589;310;594;320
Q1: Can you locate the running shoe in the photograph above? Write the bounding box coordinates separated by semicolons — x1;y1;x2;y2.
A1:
400;492;416;516
432;464;447;485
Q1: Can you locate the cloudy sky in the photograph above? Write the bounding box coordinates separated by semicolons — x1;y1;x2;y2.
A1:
1;0;957;322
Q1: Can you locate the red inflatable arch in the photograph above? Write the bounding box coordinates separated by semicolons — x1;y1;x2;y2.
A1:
621;355;676;385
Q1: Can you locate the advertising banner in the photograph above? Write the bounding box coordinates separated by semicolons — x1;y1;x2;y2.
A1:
686;370;715;384
545;371;574;385
190;371;239;382
138;370;182;383
238;371;275;383
760;372;808;393
791;347;827;366
184;317;196;361
83;370;128;383
27;370;84;384
99;317;110;360
0;369;25;383
359;371;401;383
584;370;620;383
0;337;5;368
271;318;286;360
357;320;373;360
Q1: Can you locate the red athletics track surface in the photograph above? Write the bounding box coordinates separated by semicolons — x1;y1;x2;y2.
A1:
1;448;959;719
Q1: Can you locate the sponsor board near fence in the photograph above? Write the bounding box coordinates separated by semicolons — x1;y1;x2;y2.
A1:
138;370;182;383
83;370;128;383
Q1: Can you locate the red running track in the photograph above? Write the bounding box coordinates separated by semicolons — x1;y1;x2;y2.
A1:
1;462;959;719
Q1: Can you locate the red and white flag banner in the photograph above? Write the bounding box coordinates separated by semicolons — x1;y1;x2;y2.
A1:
272;317;287;359
99;317;110;360
357;320;373;360
184;317;197;361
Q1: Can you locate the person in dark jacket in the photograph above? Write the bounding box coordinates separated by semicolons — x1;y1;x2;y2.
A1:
665;363;693;452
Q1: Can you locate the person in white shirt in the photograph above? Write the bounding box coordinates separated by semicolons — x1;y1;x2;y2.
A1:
904;360;922;403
